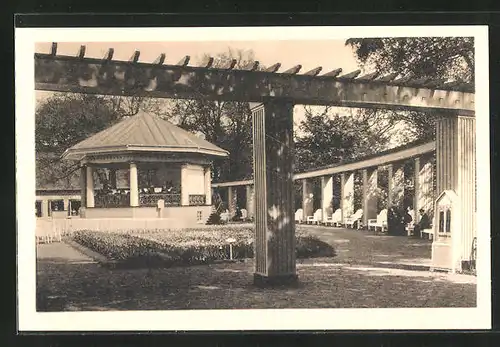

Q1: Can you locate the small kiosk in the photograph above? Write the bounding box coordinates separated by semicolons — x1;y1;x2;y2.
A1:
431;190;457;271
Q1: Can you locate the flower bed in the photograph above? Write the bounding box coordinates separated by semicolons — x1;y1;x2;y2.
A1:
71;227;335;268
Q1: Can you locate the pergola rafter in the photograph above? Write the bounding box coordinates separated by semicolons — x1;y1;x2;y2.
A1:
35;43;475;116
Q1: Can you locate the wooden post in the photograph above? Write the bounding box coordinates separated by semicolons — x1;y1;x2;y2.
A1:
251;102;297;287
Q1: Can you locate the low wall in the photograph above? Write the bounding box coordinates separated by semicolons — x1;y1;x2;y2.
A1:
36;206;213;237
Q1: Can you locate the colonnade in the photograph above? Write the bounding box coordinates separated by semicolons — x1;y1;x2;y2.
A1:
217;153;435;227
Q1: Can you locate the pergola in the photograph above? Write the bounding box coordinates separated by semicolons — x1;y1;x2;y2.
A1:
35;43;476;285
61;111;227;219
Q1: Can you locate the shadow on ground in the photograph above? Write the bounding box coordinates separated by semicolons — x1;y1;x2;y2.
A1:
37;255;476;311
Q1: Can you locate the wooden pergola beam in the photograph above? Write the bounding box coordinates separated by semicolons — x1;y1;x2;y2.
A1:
34;53;475;115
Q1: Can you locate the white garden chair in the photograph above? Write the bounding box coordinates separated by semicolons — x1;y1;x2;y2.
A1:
324;208;342;226
344;209;363;229
240;208;248;221
307;209;323;225
295;209;304;223
367;209;388;232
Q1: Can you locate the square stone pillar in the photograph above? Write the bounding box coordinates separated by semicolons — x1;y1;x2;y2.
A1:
341;172;354;222
86;166;95;208
414;155;434;223
302;179;314;220
204;166;212;206
227;186;237;217
388;163;405;209
246;184;255;219
80;165;87;208
321;175;333;222
63;198;69;211
435;115;476;271
251;102;297;286
180;164;189;206
362;168;378;226
129;162;139;207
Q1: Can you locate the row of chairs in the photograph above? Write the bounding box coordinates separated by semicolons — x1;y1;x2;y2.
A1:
296;207;435;238
295;208;367;230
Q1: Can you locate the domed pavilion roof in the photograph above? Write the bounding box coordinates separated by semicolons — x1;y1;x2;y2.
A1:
61;111;229;161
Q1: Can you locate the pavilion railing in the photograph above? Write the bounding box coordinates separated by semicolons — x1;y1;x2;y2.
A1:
139;193;181;207
189;194;206;206
95;194;130;208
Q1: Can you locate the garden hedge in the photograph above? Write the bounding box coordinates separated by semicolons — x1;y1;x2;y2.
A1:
71;227;335;268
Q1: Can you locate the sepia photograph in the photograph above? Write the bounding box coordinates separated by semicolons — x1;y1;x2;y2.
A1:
16;25;490;331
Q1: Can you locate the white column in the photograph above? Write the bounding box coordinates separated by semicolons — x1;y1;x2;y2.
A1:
341;172;354;223
180;164;189;206
63;198;69;211
204;166;212;205
414;156;434;223
227;186;237;217
388;163;405;208
129;162;139;207
302;179;313;220
41;199;49;218
362;168;378;226
246;184;255;219
321;175;333;222
86;166;95;208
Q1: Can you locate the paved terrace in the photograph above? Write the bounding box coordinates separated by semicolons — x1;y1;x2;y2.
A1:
36;226;475;311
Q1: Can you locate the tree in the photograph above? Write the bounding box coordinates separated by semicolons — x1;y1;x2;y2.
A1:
293;106;395;210
35;92;169;187
345;37;474;141
294;106;394;173
164;49;261;182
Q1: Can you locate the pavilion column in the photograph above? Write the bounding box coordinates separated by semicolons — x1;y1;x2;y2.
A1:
362;168;378;227
341;172;354;223
109;169;117;189
41;199;49;218
180;164;189;206
204;166;212;206
63;198;69;211
80;165;87;208
129;162;139;207
302;179;313;220
435;115;476;271
227;186;237;218
246;184;255;219
321;175;333;223
414;155;434;223
86;166;95;208
251;102;297;286
387;163;405;209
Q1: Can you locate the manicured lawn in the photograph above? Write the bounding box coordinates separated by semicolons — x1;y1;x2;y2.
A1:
36;227;475;311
